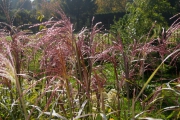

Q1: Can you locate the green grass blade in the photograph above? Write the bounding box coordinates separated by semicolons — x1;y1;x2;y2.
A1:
132;49;180;119
135;49;180;102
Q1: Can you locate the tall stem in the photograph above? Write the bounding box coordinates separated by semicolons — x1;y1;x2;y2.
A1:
113;58;121;119
117;34;130;118
15;74;28;119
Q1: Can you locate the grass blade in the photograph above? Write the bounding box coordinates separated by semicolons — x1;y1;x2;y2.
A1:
132;49;180;119
135;49;180;102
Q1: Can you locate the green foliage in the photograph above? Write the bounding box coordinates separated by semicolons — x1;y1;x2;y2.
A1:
111;0;176;42
95;0;128;13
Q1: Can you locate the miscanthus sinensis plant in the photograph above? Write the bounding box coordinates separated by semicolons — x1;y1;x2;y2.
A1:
0;2;180;119
28;7;114;119
0;25;32;119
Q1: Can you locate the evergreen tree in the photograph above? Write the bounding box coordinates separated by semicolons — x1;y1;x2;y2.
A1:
60;0;97;30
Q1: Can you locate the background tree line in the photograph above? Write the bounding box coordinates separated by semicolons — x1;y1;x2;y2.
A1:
0;0;180;31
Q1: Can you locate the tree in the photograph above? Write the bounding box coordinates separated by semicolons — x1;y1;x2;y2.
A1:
168;0;180;11
95;0;128;13
19;0;32;11
167;0;180;22
60;0;97;30
0;0;14;25
0;3;6;22
32;0;43;10
11;0;19;9
0;0;33;25
111;0;176;42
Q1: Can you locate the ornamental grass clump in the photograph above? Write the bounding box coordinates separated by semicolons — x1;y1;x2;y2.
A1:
0;46;28;119
130;14;180;119
29;9;180;119
0;1;180;119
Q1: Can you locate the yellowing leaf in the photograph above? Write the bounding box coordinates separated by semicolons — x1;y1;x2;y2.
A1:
108;108;111;113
